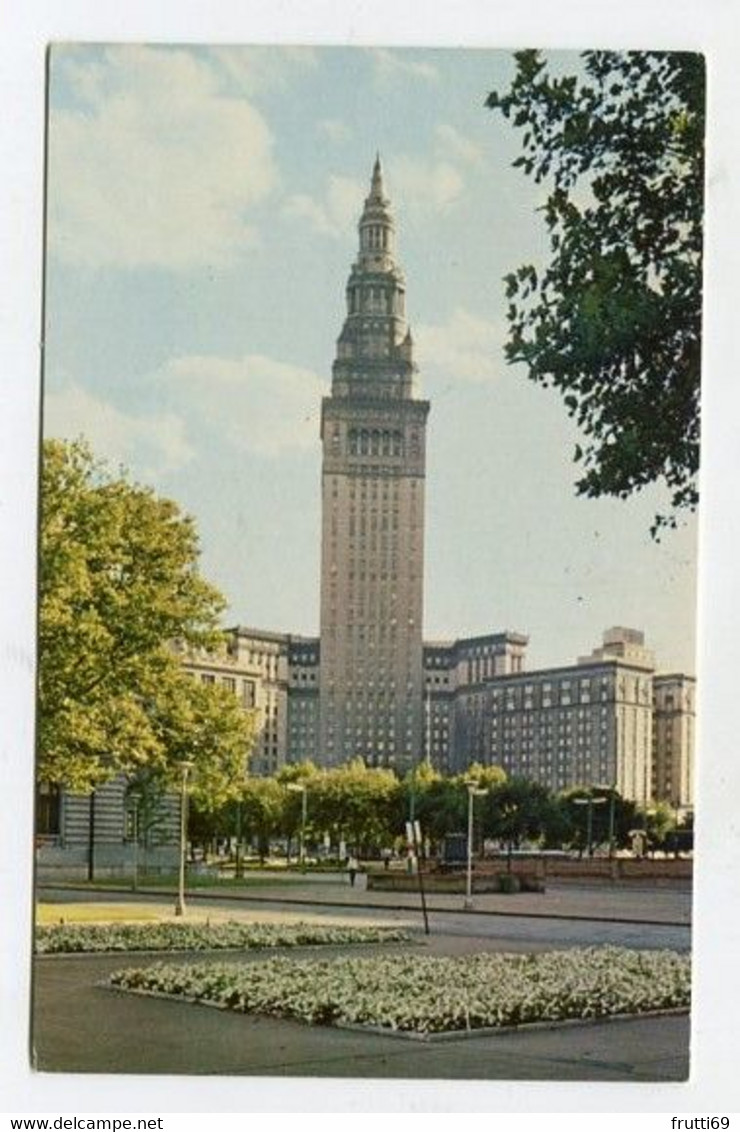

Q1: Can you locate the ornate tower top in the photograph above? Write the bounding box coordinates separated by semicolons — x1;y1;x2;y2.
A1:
333;157;417;400
370;153;385;199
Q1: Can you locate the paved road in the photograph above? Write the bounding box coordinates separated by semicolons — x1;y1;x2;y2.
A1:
38;881;692;953
32;881;691;1080
32;944;689;1081
39;874;692;923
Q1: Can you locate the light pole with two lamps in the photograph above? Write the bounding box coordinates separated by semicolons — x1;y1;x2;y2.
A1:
573;791;607;857
592;783;617;858
464;781;487;910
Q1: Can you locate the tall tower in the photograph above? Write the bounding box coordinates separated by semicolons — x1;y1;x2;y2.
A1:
319;157;430;770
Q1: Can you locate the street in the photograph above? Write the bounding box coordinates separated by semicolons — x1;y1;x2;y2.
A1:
31;879;691;1080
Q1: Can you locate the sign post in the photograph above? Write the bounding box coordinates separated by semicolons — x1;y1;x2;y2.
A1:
407;820;429;936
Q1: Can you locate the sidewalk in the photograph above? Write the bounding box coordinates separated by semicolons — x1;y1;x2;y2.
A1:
39;873;692;926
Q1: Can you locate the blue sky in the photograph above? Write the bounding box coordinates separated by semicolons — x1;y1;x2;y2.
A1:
43;43;698;673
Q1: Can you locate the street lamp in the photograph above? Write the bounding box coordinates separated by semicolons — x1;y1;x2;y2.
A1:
593;783;617;858
672;798;682;859
174;760;194;917
127;791;141;893
464;781;487;910
286;782;308;870
573;792;607;857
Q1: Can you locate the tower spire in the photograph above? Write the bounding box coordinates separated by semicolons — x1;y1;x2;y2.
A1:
370;152;385;200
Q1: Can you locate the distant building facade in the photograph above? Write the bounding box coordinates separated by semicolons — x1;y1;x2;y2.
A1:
423;628;655;803
179;624;693;811
652;673;696;809
178;627;319;777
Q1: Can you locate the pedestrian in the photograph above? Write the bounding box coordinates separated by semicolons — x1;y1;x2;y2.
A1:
346;855;358;887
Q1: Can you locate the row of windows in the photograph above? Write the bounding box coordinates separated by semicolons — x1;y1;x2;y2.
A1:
361;225;391;251
348;429;404;457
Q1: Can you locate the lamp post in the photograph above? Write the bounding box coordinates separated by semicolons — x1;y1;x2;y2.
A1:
672;798;681;859
174;760;194;917
573;793;607;857
127;791;141;892
286;782;308;870
464;781;487;910
234;798;243;879
406;759;418;875
593;783;617;858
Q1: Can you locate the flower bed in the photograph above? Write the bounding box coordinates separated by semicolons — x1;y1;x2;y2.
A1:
109;946;690;1035
36;920;410;955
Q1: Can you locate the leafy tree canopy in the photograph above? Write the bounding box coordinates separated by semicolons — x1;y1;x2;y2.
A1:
462;761;507;791
310;758;399;851
487;50;704;534
483;777;557;847
39;439;255;797
237;776;285;861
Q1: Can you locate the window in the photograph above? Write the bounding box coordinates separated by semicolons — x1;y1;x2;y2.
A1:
36;782;61;836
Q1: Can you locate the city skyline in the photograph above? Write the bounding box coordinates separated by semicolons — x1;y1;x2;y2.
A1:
43;44;698;675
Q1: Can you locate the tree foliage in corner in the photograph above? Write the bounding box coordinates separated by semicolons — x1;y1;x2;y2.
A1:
487;50;704;533
39;439;255;797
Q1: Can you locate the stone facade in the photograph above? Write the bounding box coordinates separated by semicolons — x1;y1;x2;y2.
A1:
652;673;696;808
35;775;179;880
422;629;653;802
180;628;320;775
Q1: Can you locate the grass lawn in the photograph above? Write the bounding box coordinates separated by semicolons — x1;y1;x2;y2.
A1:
37;903;166;925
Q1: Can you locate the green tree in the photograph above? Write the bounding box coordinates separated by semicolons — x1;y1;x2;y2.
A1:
487;50;704;534
560;787;637;853
39;439;255;796
397;764;507;851
484;778;557;867
311;760;398;856
124;768;170;850
464;762;507;791
408;772;466;848
639;801;676;853
238;776;285;863
276;761;319;860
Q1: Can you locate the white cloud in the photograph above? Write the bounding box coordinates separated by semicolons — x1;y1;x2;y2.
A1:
48;45;277;270
284;175;365;238
372;49;439;84
156;353;328;456
44;382;194;474
416;308;506;384
317;118;352;144
392;156;465;213
208;46;319;96
435;123;485;167
388;123;486;216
